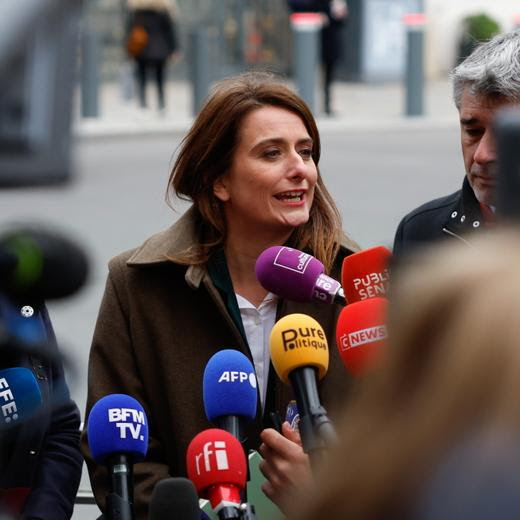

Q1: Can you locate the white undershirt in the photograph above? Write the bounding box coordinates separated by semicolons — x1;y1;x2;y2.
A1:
235;292;278;409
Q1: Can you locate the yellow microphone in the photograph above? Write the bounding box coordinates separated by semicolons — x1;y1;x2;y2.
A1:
270;313;329;384
270;314;337;462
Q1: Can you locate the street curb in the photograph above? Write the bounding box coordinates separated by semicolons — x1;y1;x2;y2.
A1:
74;115;458;140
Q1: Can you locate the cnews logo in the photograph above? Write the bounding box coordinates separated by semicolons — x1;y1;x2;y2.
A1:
194;441;229;475
108;407;146;441
281;327;327;352
339;325;387;351
218;371;257;389
0;378;19;423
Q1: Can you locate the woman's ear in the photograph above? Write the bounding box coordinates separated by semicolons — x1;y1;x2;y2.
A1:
213;176;230;202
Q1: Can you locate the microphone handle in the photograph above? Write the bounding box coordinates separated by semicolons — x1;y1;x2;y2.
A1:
215;415;244;442
215;416;249;502
105;493;133;520
288;367;326;468
334;287;347;306
217;506;241;519
106;454;133;520
313;413;338;445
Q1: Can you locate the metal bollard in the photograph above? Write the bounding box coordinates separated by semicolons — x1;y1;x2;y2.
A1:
81;28;100;118
190;27;210;116
404;13;426;117
290;12;322;114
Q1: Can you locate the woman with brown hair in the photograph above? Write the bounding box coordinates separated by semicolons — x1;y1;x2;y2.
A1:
81;71;358;518
293;229;520;520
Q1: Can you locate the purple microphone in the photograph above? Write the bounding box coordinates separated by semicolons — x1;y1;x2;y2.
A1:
255;246;346;305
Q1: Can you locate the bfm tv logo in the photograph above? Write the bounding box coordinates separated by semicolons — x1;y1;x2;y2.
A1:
194;441;229;475
108;407;146;441
0;378;19;424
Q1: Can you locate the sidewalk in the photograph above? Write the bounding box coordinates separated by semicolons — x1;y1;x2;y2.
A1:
74;77;459;138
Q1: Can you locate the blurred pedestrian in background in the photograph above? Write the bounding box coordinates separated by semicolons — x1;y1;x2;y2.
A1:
125;0;180;112
291;229;520;520
288;0;348;115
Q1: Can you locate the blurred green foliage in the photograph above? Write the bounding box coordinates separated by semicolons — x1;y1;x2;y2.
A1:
457;12;502;64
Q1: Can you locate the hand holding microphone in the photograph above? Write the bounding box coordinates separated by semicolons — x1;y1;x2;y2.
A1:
258;421;311;515
269;313;337;465
87;394;149;520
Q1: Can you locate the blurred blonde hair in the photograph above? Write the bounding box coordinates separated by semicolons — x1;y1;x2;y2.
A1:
294;228;520;519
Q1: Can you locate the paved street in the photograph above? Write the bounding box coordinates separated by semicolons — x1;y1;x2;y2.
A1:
0;105;462;518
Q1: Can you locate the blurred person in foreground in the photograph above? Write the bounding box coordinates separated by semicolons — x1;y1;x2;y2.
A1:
81;71;359;518
289;229;520;519
393;29;520;257
0;301;82;520
125;0;180;112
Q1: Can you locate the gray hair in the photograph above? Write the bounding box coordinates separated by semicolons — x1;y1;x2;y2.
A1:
451;30;520;109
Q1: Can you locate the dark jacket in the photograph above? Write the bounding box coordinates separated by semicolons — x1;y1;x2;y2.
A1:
81;207;358;519
393;176;485;258
127;8;177;61
287;0;346;65
0;299;82;520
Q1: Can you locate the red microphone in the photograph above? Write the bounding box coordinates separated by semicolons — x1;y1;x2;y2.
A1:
186;428;247;518
341;246;391;303
336;297;388;376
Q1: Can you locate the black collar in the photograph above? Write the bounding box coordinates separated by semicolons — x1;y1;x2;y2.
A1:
443;176;484;235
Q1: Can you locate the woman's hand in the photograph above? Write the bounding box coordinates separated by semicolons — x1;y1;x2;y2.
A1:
258;422;312;514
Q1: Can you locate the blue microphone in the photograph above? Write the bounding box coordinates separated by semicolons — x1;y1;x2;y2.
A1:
203;350;258;442
0;367;42;429
87;394;149;520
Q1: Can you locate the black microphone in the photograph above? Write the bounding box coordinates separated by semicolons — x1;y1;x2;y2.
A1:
148;478;200;520
495;108;520;221
0;226;88;300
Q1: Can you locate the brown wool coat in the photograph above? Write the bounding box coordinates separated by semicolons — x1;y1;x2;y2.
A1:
81;207;359;519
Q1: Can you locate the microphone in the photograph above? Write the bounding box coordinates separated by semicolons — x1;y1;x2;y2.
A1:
0;226;89;300
255;246;345;305
87;394;149;520
0;367;42;429
148;478;200;520
269;313;337;464
186;428;248;520
341;246;391;304
203;350;257;441
336;297;388;377
0;294;63;365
